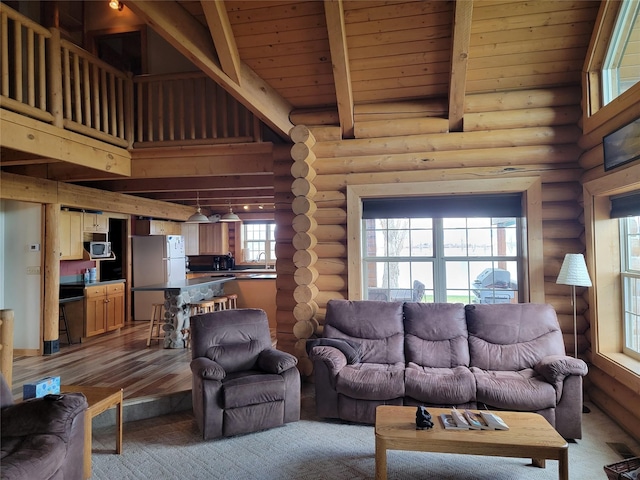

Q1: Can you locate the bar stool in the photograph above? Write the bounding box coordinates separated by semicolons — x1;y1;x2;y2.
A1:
226;293;238;309
147;303;165;347
189;299;218;316
59;303;73;345
212;296;228;311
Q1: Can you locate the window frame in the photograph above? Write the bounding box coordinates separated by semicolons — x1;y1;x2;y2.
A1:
620;216;640;361
346;177;544;303
584;162;640;386
361;216;522;304
241;221;276;265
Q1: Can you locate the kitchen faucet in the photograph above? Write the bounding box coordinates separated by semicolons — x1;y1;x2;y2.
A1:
257;251;268;269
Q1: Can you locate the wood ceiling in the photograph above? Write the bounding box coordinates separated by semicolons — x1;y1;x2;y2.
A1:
1;0;601;216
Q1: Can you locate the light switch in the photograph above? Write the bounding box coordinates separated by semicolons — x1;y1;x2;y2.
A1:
29;243;40;251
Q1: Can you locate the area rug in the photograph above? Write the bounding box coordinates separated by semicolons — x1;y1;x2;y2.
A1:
91;402;638;480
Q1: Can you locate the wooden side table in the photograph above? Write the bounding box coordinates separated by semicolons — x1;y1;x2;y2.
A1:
62;385;123;479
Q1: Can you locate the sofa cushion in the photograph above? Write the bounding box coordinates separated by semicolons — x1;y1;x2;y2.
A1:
404;302;470;368
471;367;557;410
223;372;285;409
336;362;405;400
324;300;405;364
465;303;565;371
405;364;476;405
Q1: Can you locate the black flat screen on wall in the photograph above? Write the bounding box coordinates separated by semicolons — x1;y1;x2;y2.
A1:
603;116;640;171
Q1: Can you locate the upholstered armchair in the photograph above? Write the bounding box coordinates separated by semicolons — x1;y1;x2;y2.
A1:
1;373;87;480
190;309;300;440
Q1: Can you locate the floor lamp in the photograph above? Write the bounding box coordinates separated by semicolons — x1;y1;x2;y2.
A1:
556;253;592;359
556;253;592;414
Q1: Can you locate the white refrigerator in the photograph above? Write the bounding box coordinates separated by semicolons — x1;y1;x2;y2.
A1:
132;235;186;321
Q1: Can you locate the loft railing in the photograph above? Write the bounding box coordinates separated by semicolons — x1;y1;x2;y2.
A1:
59;39;132;147
0;5;52;123
0;3;259;150
133;72;259;146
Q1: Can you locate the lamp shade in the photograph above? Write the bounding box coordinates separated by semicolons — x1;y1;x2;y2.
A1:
220;207;241;222
186;208;209;223
556;253;592;287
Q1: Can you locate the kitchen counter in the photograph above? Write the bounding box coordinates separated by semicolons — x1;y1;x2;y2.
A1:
132;276;235;349
187;271;276;280
131;276;234;291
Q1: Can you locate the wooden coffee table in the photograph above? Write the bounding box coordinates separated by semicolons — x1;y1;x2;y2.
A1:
375;405;568;480
62;385;123;480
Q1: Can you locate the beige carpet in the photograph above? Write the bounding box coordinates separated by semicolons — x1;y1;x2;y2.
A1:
91;401;639;480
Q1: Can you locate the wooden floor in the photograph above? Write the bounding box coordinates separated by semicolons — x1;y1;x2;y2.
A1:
11;322;193;402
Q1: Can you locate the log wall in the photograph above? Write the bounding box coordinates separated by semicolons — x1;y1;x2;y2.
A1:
274;87;589;373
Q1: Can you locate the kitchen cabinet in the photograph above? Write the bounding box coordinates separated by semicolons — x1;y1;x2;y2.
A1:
135;219;182;236
181;223;200;256
83;212;109;233
84;283;125;337
198;222;229;255
59;210;83;260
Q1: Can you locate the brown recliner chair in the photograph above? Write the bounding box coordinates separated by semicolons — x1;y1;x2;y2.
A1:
190;309;300;440
0;373;87;480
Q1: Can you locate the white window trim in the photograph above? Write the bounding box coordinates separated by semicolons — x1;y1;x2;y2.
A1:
346;177;544;302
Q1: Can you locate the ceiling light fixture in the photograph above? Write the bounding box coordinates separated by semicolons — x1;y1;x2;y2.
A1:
186;192;210;223
109;0;124;11
220;202;241;222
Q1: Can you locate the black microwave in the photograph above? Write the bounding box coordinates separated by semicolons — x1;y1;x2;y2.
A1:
84;241;112;258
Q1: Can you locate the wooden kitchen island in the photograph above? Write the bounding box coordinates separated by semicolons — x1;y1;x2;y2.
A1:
132;276;235;348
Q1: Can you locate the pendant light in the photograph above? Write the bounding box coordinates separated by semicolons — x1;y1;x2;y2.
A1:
186;192;210;223
220;202;241;222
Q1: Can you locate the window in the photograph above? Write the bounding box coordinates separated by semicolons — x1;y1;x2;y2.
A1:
361;195;521;304
621;215;640;360
242;222;276;264
602;0;640;107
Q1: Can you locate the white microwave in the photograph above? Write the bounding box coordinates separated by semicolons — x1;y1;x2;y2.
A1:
85;241;112;258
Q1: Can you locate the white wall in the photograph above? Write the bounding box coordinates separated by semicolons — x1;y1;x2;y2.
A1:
0;200;42;350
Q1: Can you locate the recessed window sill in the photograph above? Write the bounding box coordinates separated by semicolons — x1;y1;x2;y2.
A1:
595;352;640;393
603;352;640;376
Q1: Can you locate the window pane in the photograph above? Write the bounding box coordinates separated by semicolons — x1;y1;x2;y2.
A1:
243;222;275;263
622;216;640;359
362;211;520;304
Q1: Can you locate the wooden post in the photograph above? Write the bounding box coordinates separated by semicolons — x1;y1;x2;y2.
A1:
0;309;14;387
48;27;63;128
43;204;61;355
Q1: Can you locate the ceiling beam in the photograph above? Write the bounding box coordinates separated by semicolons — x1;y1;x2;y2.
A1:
200;0;241;85
76;175;274;193
144;189;274;201
126;0;294;138
0;109;131;176
448;0;473;132
1;171;195;220
46;142;275;181
324;0;354;139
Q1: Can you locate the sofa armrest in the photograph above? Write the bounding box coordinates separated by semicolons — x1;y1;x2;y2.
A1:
190;357;226;381
0;393;87;440
258;349;298;374
306;338;362;364
534;355;588;386
308;345;349;374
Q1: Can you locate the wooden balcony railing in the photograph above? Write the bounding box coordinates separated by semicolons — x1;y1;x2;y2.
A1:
0;3;259;151
134;72;259;147
0;5;52;123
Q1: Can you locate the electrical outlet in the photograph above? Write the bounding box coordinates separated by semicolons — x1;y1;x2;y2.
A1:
26;266;41;275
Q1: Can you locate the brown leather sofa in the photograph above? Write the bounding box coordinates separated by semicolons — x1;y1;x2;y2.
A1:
308;300;588;439
190;309;300;440
0;373;87;480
